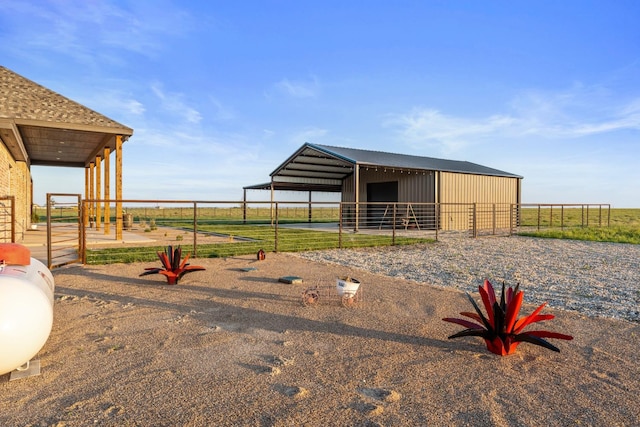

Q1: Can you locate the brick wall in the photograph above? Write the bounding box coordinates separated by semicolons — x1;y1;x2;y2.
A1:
0;141;33;241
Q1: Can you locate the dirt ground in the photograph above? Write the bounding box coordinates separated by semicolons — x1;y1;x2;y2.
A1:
1;251;638;426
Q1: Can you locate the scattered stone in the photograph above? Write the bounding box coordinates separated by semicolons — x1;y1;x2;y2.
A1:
283;386;309;398
361;402;384;416
357;387;401;403
278;276;303;284
269;366;281;376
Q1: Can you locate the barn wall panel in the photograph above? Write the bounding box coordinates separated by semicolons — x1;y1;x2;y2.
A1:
439;172;519;230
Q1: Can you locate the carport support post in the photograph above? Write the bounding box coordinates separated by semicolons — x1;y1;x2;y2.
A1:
242;188;247;224
308;191;312;223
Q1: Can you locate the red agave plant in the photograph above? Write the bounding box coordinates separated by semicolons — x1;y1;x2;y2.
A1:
443;279;573;355
140;245;205;285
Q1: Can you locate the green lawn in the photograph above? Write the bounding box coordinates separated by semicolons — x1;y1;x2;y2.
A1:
86;224;433;264
518;208;640;244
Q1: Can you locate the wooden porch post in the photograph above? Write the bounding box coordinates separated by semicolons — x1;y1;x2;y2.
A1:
115;135;123;240
95;155;102;230
84;167;90;226
104;147;111;234
89;162;95;227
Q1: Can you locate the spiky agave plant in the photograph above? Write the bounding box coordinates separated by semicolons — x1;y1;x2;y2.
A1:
442;279;573;355
140;245;205;285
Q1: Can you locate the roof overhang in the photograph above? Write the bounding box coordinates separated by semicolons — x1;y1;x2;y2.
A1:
268;143;355;187
243;181;343;193
0;118;132;167
0;66;134;168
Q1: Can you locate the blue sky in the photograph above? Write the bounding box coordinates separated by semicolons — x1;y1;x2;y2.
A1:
2;1;639;207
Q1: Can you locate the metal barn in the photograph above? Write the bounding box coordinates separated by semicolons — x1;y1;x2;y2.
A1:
253;143;522;230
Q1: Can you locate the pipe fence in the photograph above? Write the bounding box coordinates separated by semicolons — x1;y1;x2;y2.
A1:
31;200;611;266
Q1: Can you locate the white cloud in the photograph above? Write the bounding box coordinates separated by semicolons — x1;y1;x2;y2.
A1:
1;0;194;64
385;108;515;154
150;82;202;124
275;77;319;98
386;85;640;155
208;97;236;121
289;127;328;144
76;88;145;118
262;129;275;138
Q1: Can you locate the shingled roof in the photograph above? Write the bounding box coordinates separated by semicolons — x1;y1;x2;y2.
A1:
0;66;133;167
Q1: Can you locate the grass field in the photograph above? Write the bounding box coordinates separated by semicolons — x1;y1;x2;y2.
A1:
44;205;639;264
518;208;640;244
85;225;433;264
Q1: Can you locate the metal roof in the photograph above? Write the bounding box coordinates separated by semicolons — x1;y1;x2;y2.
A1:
268;143;522;187
0;66;133;167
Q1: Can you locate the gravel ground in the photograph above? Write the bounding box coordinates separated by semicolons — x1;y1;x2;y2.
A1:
294;235;640;323
2;246;639;426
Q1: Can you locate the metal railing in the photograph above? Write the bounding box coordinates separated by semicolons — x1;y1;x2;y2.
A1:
0;196;15;243
32;200;611;266
517;203;611;231
46;193;82;269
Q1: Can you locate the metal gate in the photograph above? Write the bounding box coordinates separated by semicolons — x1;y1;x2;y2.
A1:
0;196;15;243
46;193;83;269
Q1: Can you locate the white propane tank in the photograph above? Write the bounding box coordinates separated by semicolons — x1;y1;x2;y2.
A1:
0;244;55;376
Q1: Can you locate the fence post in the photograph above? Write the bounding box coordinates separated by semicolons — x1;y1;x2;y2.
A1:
392;203;397;245
193;202;198;258
509;204;513;236
537;205;541;231
598;204;602;227
274;202;279;253
472;203;477;238
435;203;439;241
81;200;87;264
492;203;496;235
338;203;343;249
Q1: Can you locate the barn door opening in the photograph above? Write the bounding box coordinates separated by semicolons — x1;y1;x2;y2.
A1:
367;181;398;227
